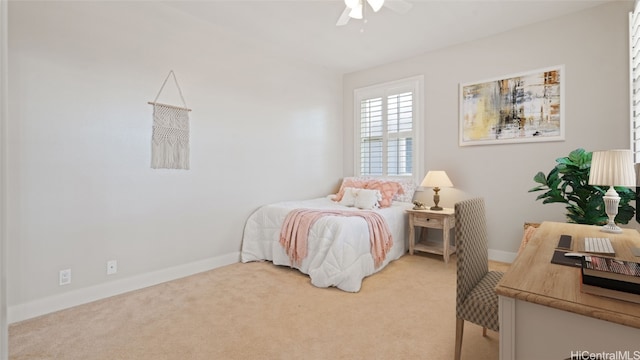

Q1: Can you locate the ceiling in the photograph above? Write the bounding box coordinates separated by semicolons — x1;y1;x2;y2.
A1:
166;0;614;74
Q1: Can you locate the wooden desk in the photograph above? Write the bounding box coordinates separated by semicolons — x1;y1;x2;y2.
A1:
496;221;640;360
406;208;455;263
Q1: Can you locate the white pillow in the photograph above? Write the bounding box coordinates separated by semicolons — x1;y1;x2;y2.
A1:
339;187;359;207
354;189;382;210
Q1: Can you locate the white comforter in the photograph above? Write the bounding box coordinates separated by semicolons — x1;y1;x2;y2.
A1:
241;197;412;292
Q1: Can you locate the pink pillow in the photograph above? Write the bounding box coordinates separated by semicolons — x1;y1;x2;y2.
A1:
365;180;404;208
518;224;539;254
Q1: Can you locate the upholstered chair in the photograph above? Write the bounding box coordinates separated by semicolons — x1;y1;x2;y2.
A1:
454;198;504;360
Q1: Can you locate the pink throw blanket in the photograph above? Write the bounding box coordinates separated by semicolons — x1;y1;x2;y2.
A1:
279;209;393;268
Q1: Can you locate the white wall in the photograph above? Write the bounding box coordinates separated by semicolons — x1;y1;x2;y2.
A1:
7;1;343;322
7;0;635;325
344;1;635;262
1;0;8;356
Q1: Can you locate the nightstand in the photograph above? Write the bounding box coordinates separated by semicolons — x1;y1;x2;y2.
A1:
406;208;456;263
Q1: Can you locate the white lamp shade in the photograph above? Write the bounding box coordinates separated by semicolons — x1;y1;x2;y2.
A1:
421;170;453;188
589;149;636;187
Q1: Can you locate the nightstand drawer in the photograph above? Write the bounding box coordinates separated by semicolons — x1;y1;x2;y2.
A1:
413;216;443;228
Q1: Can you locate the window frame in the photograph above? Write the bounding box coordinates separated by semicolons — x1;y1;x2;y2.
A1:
353;75;424;183
631;3;640;163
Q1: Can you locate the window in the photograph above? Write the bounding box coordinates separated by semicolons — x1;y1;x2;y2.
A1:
354;76;423;179
631;3;640;162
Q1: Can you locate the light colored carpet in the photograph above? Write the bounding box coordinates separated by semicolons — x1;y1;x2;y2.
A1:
9;254;508;360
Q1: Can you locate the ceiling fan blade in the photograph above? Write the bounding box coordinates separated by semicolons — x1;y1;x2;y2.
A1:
348;3;363;19
367;0;384;12
336;6;351;26
383;0;413;14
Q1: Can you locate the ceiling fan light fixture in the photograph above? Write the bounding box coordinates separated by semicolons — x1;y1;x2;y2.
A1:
344;0;359;9
349;3;363;19
367;0;384;12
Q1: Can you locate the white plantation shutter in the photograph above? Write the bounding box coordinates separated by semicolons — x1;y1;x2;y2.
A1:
355;76;423;178
387;92;413;176
631;2;640;162
360;97;384;175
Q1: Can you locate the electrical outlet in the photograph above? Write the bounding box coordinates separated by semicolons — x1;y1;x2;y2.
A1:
107;260;117;275
59;269;71;286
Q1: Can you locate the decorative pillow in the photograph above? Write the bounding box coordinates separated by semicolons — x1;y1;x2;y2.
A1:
518;223;540;254
392;178;417;203
339;187;359;207
333;176;414;206
334;177;370;202
354;189;381;210
365;180;404;208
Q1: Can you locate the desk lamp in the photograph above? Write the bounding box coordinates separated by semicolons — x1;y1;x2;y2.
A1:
421;170;453;211
588;149;636;233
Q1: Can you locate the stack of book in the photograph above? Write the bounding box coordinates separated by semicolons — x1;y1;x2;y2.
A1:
580;255;640;304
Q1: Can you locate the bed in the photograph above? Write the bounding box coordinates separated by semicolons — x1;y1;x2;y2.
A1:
240;177;416;292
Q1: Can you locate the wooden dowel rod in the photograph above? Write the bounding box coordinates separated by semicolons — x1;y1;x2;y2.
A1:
147;101;192;112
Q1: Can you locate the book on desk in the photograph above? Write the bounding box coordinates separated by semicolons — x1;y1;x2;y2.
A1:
580;255;640;304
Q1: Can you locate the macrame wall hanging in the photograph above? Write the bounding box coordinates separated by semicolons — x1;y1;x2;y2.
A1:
148;70;192;170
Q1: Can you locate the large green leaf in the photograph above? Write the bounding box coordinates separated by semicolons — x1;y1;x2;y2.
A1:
529;148;636;225
532;171;547;186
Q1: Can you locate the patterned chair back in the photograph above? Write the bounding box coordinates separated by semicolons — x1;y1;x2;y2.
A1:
454;197;489;315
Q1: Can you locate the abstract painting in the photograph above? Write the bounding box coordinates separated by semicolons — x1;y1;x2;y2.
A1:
459;65;564;146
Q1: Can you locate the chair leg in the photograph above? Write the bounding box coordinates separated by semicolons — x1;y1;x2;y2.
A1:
483;327;487;337
455;317;464;360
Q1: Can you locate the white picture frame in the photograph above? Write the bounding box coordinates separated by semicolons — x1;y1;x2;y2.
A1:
459;65;565;146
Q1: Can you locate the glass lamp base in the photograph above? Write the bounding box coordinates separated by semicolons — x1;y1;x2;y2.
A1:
600;221;623;234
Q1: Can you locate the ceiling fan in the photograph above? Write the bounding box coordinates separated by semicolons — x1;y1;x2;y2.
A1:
336;0;413;26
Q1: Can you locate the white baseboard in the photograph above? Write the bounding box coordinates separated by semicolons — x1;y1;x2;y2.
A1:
489;249;517;264
8;252;240;324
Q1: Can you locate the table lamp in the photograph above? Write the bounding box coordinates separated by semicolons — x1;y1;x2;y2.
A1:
588;149;636;233
421;170;453;211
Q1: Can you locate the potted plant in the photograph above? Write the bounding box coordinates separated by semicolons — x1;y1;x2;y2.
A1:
529;148;636;225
